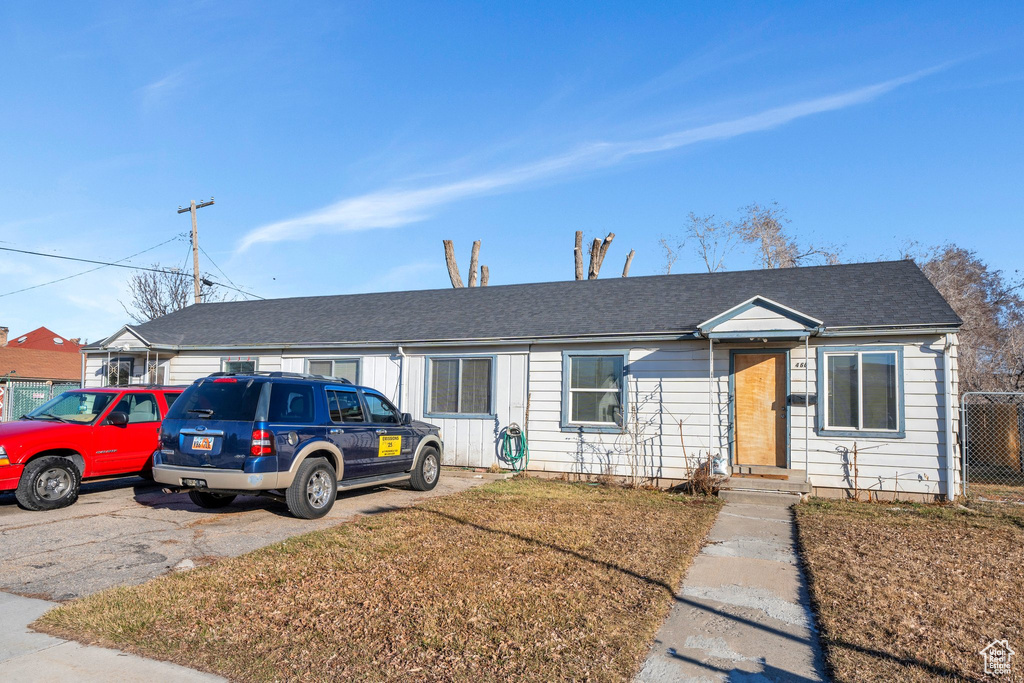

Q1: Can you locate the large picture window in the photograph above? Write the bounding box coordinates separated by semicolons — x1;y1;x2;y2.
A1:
427;357;493;416
562;352;626;430
307;358;359;384
819;347;903;436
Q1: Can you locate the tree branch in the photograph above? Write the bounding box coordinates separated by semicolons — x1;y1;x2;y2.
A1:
468;240;480;287
443;240;464;288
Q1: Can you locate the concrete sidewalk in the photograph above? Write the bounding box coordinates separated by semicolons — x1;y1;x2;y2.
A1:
0;591;223;682
637;501;827;682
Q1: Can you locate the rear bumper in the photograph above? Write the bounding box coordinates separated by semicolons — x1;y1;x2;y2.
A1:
153;464;278;491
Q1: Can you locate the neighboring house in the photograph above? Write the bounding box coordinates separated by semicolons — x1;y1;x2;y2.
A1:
0;328;83;421
1;326;83;353
81;260;963;501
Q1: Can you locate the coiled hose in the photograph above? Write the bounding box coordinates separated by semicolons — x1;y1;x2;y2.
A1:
501;422;529;472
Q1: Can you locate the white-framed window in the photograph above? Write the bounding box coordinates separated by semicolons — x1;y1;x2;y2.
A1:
222;358;257;374
562;353;626;429
427;357;493;416
821;348;901;433
307;358;360;384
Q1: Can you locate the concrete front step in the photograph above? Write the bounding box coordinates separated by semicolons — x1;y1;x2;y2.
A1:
721;476;811;494
731;465;806;478
718;489;805;507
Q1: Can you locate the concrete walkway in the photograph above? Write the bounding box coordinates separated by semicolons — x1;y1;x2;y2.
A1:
637;501;827;682
0;591;223;682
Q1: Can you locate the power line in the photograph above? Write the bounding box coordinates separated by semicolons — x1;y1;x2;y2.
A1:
198;243;242;291
200;277;266;300
0;236;187;298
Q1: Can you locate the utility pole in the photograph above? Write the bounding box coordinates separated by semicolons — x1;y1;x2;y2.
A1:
177;197;214;304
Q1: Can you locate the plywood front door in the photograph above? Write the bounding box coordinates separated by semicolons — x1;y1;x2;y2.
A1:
733;353;787;467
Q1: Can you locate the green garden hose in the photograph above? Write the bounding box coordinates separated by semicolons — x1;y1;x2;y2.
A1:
501;423;529;472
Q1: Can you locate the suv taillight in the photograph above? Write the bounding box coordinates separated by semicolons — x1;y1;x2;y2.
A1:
251;429;275;457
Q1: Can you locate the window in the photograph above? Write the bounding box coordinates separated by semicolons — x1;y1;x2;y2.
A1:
327;389;364;423
819;347;902;436
363;392;400;424
427;357;493;416
307;358;359;383
164;392;182;408
222;359;257;374
167;380;262;422
269;383;316;423
562;353;626;429
111;393;160;423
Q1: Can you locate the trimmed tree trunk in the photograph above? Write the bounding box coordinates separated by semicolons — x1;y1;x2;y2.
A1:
468;240;481;287
588;232;615;279
574;231;584;280
443;240;464;288
480;265;489;286
622;249;635;277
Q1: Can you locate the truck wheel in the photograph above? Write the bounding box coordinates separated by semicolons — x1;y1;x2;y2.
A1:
188;491;236;509
286;457;336;519
15;456;81;511
410;447;440;491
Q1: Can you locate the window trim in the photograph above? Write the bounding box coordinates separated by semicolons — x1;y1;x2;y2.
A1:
816;345;906;439
305;357;361;384
221;357;259;374
423;354;497;419
560;350;629;433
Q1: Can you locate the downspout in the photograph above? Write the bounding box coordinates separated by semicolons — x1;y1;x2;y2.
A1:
80;352;86;386
943;334;956;501
396;346;406;412
804;334;810;485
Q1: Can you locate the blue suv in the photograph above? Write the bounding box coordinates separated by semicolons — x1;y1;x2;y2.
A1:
152;372;443;519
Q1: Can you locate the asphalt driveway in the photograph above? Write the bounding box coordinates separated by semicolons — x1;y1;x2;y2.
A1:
0;472;487;601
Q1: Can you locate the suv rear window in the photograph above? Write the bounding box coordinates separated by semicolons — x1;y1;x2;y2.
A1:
268;383;316;423
166;380;263;421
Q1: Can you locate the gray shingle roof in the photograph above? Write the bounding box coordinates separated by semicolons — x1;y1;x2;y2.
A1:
122;260;960;348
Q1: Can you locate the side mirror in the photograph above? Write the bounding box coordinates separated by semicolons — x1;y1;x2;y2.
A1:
401;412;413;425
106;411;129;427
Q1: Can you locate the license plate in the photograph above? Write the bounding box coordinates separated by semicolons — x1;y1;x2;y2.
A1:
192;436;214;451
182;478;207;488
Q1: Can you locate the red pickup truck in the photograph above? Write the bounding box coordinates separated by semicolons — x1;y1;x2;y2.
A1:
0;386;183;511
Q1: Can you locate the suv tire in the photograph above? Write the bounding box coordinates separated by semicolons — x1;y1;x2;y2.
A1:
16;456;81;511
286;457;337;519
410;446;440;491
188;491;237;509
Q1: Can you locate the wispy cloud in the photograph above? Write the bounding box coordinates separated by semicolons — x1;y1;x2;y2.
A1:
238;67;942;251
138;66;190;108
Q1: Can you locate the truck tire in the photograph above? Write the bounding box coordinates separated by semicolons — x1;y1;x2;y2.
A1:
188;491;237;509
410;446;440;491
15;456;81;511
286;457;336;519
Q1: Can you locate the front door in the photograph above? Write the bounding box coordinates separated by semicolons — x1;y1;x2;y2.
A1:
733;352;787;467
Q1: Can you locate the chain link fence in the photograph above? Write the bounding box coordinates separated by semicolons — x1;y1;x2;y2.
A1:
962;392;1024;502
0;381;81;422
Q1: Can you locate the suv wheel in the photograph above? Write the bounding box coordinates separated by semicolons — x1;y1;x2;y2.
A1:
16;456;81;511
188;491;237;509
410;447;440;491
286;457;337;519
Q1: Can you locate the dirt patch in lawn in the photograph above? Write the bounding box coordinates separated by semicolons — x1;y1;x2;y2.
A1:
796;498;1024;682
36;478;720;681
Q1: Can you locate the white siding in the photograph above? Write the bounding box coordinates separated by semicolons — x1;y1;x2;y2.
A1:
82;330;956;496
713;305;807;332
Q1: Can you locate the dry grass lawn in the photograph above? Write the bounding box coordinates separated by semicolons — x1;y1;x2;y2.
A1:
37;478;720;681
796;498;1024;682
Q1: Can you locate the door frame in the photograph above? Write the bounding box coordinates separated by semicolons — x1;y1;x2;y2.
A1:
728;349;791;469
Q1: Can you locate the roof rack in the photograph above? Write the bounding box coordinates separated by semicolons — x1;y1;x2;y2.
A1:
208;371;352;384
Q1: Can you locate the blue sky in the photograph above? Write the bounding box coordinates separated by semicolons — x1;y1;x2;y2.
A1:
1;2;1022;341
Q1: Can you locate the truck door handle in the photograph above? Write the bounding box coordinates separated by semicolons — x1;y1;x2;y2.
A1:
376;429;387;435
328;428;342;434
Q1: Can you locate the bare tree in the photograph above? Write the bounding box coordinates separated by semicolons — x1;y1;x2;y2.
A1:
685;213;736;273
588;233;615;279
917;244;1024;393
658;237;680;274
622;250;635;277
442;240;488;288
121;265;221;323
734;202;840;268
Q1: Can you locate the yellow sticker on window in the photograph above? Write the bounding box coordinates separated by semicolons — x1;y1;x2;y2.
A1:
378;435;402;457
